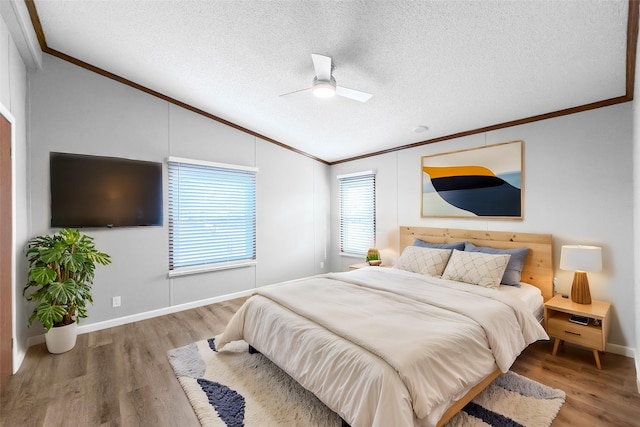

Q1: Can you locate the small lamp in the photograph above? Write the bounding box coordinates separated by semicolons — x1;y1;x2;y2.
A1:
559;245;602;304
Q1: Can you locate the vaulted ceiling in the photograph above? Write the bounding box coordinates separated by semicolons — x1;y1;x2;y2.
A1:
28;0;636;164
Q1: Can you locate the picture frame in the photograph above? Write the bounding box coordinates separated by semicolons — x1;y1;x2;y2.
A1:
421;140;523;219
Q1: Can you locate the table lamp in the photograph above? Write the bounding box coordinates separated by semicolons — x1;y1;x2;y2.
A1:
559;245;602;304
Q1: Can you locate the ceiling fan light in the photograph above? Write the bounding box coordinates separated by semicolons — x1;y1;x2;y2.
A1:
312;80;336;98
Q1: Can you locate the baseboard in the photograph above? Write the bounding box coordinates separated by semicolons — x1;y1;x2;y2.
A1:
26;334;45;348
26;288;255;349
606;342;636;358
594;343;638;391
547;341;635;360
12;349;26;374
636;355;640;393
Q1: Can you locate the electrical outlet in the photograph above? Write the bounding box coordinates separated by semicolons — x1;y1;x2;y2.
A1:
112;296;121;308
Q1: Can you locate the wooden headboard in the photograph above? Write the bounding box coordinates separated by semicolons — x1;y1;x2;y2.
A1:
399;226;554;301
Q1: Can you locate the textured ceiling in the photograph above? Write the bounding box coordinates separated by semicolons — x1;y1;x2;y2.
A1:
32;0;630;163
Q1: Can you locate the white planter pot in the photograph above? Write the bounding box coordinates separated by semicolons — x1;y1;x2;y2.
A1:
45;321;78;354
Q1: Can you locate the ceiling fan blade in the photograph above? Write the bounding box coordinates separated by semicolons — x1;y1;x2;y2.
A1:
311;54;332;81
280;87;312;97
336;85;373;103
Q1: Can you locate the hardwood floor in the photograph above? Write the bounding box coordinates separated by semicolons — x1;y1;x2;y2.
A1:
1;297;639;426
511;340;640;427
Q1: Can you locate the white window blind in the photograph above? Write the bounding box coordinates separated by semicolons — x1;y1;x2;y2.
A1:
168;158;257;273
339;171;376;255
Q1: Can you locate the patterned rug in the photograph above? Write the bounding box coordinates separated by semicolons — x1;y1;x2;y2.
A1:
168;337;565;427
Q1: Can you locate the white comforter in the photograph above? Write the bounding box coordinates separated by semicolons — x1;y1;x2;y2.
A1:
217;267;548;427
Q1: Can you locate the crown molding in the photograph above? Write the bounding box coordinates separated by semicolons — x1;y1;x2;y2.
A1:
1;0;42;69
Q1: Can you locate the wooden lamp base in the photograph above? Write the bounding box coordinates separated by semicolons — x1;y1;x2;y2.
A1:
570;271;592;304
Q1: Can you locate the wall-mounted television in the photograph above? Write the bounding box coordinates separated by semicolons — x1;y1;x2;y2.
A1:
50;152;163;228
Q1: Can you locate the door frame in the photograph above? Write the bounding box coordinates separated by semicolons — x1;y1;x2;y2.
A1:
0;101;16;375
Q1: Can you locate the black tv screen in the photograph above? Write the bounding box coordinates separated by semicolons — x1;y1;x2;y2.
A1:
50;152;163;227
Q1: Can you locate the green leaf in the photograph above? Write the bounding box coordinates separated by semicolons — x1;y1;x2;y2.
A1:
87;251;111;266
24;285;48;303
39;247;63;264
60;228;80;244
46;280;76;305
29;266;57;285
61;251;85;272
28;311;37;326
25;247;41;257
76;306;87;321
35;303;67;331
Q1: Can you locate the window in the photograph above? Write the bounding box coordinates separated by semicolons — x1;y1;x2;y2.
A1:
338;171;376;255
168;157;257;275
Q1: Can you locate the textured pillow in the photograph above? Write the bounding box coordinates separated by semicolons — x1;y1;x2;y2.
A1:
441;249;511;289
464;242;529;287
394;246;453;277
413;239;465;251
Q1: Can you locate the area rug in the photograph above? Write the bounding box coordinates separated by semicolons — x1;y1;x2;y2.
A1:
167;337;565;427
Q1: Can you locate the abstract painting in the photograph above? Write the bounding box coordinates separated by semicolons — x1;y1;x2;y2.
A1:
421;140;523;219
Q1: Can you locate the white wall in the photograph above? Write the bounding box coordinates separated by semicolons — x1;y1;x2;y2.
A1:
25;54;330;341
0;7;30;371
256;140;330;285
331;103;634;351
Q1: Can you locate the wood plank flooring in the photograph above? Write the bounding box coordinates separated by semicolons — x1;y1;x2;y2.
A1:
1;296;639;426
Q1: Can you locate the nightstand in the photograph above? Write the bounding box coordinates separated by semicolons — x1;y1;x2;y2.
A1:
348;263;390;270
544;294;611;369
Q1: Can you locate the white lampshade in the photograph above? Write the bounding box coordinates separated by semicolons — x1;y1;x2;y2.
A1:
560;245;602;272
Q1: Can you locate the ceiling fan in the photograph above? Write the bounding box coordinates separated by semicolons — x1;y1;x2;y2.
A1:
281;54;373;103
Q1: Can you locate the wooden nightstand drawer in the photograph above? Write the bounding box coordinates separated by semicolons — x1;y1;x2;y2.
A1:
547;313;604;351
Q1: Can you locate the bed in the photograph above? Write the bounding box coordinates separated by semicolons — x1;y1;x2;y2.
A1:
217;226;553;427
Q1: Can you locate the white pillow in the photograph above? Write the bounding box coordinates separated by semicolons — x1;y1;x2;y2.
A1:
394;246;452;277
441;249;511;289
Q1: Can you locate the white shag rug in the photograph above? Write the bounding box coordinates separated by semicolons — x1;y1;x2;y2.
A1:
167;337;565;427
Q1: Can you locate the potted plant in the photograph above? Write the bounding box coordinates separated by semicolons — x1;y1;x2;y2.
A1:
23;228;111;354
366;248;382;266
